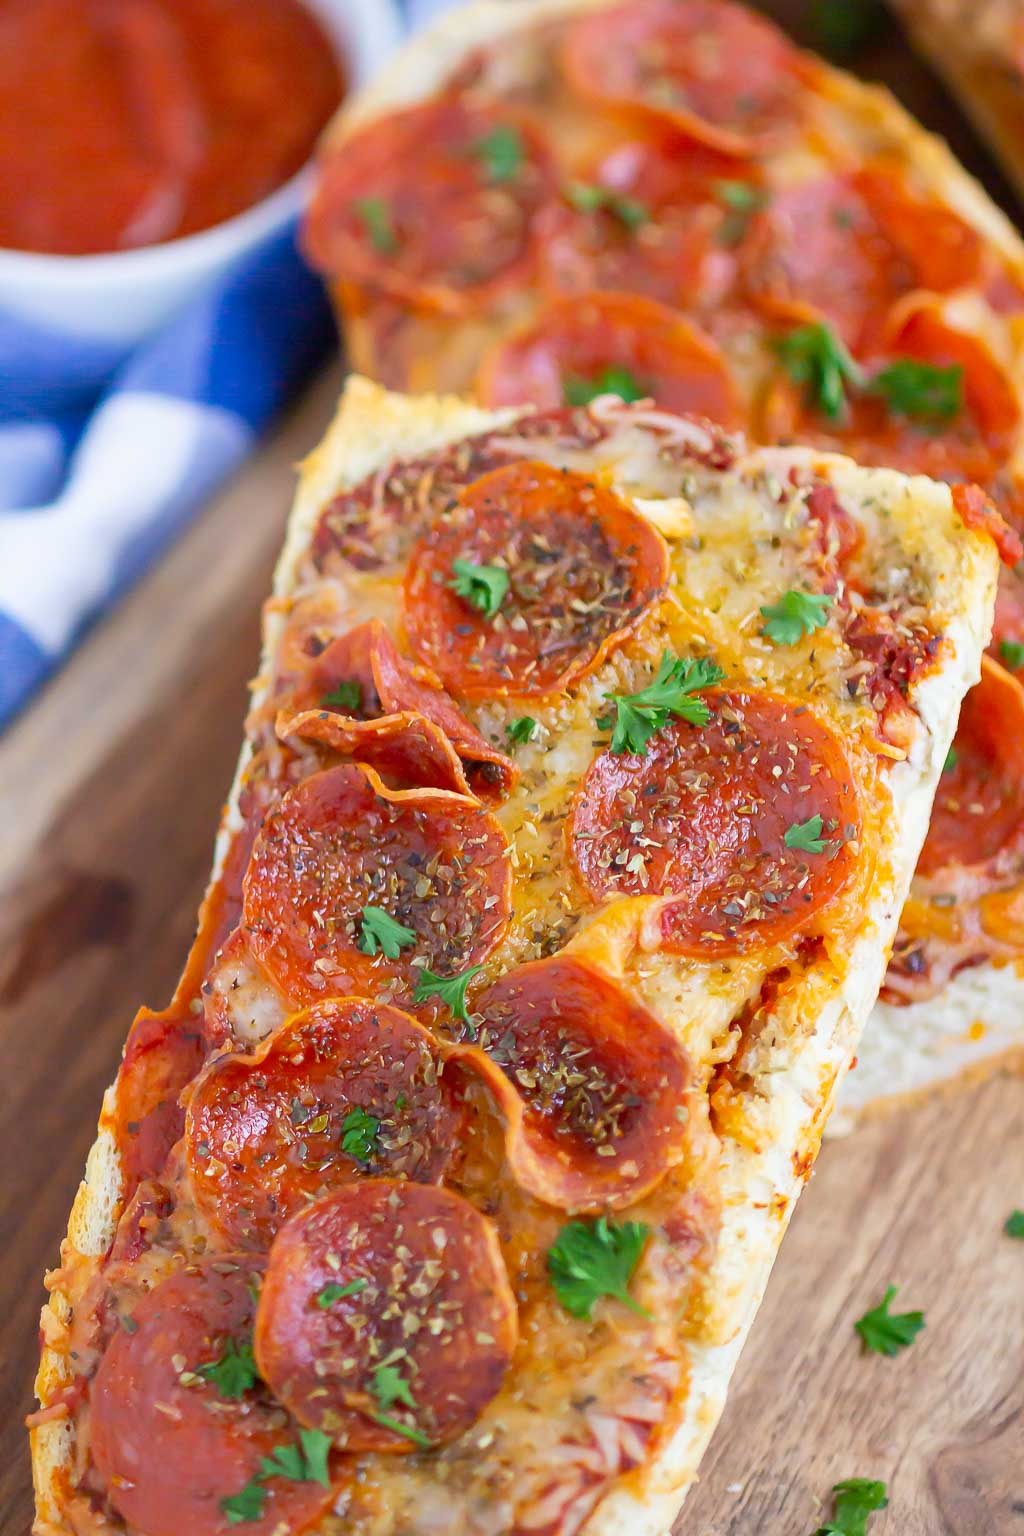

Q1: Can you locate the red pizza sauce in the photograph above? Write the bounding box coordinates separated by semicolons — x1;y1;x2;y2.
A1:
0;0;344;255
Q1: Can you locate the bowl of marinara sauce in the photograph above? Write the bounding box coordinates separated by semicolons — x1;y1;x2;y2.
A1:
0;0;400;359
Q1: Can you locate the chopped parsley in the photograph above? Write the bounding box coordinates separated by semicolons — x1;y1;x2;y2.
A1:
599;651;725;755
784;815;828;855
565;180;648;228
760;589;834;646
776;322;862;419
1005;1209;1024;1238
1000;639;1024;669
413;965;484;1022
195;1336;259;1400
449;558;509;618
472;124;524;183
869;359;963;421
354;196;398;254
358;906;416;959
943;745;959;773
714;178;768;244
547;1216;651;1320
220;1482;266;1525
369;1363;433;1449
320;678;362;713
854;1285;925;1357
812;1477;889;1535
260;1429;332;1488
220;1429;333;1524
340;1105;380;1162
563;366;647;406
317;1278;367;1308
506;715;538;745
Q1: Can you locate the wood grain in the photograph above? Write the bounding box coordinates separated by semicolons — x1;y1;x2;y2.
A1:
3;10;1024;1535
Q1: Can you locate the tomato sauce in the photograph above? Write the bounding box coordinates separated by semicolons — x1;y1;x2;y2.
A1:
0;0;344;255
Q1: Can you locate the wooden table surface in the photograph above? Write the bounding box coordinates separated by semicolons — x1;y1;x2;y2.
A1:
2;8;1023;1535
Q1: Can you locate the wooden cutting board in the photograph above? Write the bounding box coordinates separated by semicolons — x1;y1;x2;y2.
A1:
1;9;1022;1535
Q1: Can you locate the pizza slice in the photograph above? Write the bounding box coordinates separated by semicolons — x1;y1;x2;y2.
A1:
303;0;1024;1122
886;0;1024;205
32;379;999;1536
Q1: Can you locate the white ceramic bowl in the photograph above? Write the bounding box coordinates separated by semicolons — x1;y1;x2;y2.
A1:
0;0;401;355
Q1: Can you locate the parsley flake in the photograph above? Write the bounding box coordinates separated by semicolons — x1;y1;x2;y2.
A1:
449;558;509;618
358;906;416;959
760;589;833;646
869;359;963;421
565;180;648;228
1000;639;1024;670
220;1481;266;1525
854;1285;925;1357
372;1412;433;1449
320;679;362;713
776;322;863;419
1005;1209;1024;1238
340;1105;380;1162
812;1477;889;1536
563;366;647;406
472;124;524;183
259;1428;332;1489
714;178;768;244
599;652;725;756
196;1336;259;1400
784;815;828;854
368;1364;433;1448
808;0;884;60
507;715;538;745
354;196;398;255
943;745;959;773
547;1216;651;1320
413;965;483;1021
317;1278;367;1308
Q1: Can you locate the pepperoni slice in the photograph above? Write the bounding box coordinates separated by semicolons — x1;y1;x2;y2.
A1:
304;97;554;314
89;1259;335;1536
538;133;743;312
561;0;806;156
741;169;983;350
290;619;517;801
764;306;1020;487
254;1182;517;1452
403;459;669;698
185;999;463;1249
453;955;692;1211
309;412;609;576
917;657;1024;875
278;708;483;802
243;763;511;1005
570;691;860;954
478;291;742;425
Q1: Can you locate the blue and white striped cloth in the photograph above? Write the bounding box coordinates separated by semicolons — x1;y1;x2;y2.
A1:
0;0;451;730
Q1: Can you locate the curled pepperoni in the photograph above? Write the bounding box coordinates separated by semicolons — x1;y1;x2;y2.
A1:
304;97;554;314
254;1182;517;1452
742;169;983;350
478;291;742;425
570;691;861;954
764;306;1020;487
454;956;692;1212
917;656;1024;875
278;708;483;802
185;999;463;1249
404;459;668;699
538;133;743;312
561;0;806;156
243;764;511;1005
289;619;517;801
89;1259;335;1536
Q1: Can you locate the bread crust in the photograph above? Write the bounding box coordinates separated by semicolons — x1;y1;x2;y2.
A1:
32;375;998;1535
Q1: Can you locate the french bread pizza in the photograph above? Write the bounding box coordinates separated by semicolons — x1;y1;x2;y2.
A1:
32;378;1000;1536
303;0;1024;1121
